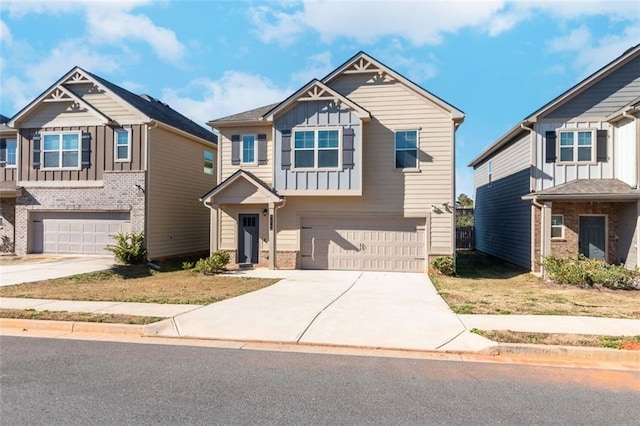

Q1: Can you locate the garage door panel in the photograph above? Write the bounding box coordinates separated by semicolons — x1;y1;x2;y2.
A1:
31;212;130;255
301;217;425;272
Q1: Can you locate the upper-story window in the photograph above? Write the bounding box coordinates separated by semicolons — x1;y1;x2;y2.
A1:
395;130;418;169
559;130;593;163
293;129;340;169
1;139;17;167
204;151;214;175
43;132;81;169
242;135;256;164
114;129;131;162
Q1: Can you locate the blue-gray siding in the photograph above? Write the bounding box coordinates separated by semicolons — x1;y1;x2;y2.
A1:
274;100;360;192
475;168;532;268
545;55;640;119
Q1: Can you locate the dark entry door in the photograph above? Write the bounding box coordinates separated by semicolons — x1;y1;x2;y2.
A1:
579;216;606;260
238;214;259;264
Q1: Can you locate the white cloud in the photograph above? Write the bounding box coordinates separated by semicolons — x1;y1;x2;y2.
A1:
250;0;506;46
161;72;291;127
0;19;13;45
86;9;184;63
548;25;592;52
374;40;439;82
290;51;334;84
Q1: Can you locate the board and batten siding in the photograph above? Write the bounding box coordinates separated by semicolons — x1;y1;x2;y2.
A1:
618;201;639;270
273;100;361;192
218;126;273;186
534;120;613;191
18;125;144;183
147;126;216;259
544;55;640;119
613;117;637;187
473;131;532;269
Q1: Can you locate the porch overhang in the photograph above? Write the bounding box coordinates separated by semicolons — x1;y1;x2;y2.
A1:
200;169;283;205
0;182;22;198
522;179;640;203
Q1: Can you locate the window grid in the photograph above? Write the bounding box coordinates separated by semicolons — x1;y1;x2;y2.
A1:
293;129;339;169
115;129;130;162
551;214;564;239
242;135;256;164
6;139;17;167
395;130;418;169
43;133;80;169
559;130;593;163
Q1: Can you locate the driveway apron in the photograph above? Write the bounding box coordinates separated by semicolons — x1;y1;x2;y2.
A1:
148;270;468;351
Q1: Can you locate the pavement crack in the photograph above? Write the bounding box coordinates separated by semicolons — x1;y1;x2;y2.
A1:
296;272;363;344
171;317;182;336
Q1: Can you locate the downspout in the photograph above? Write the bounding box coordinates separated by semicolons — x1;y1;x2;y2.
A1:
520;122;537;272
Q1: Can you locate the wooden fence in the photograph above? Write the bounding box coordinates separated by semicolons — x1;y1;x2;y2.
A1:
456;226;474;250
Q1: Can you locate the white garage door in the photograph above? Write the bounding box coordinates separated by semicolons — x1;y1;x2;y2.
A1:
31;212;131;254
301;217;425;272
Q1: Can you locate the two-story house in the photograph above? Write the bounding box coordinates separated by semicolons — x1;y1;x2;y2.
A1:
470;44;640;272
1;67;217;259
201;52;464;272
0;114;18;253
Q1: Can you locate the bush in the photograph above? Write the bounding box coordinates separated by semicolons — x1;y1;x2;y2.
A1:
541;254;638;290
193;250;231;275
107;232;147;265
431;256;455;275
181;261;195;270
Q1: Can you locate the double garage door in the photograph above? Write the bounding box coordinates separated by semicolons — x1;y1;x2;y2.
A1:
31;212;131;255
301;217;425;272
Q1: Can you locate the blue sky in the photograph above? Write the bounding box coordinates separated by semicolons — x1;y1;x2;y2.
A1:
1;0;638;198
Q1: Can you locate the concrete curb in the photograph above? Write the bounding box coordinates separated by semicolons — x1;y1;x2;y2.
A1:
483;343;640;363
2;319;639;367
0;318;145;336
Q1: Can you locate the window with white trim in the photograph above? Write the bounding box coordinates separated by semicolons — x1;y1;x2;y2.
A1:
293;129;340;169
551;214;564;239
242;135;256;164
204;151;214;175
42;132;81;169
114;129;131;162
559;130;593;163
395;130;418;169
5;139;17;167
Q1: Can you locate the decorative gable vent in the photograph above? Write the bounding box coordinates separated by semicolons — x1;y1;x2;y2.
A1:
65;71;91;85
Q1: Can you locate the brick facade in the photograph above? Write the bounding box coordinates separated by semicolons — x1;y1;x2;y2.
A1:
14;171;146;255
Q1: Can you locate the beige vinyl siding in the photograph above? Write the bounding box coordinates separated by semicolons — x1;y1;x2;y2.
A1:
21;102;102;129
219;126;273;185
474;130;531;188
68;84;142;124
535;120;613;191
18;125;145;183
219;206;269;254
147;126;217;259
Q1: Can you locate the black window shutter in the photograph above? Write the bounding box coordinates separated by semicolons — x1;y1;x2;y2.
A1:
81;132;91;168
257;133;267;164
231;134;240;165
545;131;556;163
0;139;6;167
596;129;607;162
342;128;355;169
33;134;41;169
281;129;291;170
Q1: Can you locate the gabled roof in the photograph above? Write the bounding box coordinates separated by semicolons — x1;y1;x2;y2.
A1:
200;169;282;203
9;67;217;145
470;44;640;167
322;51;465;122
0;114;13;133
522;179;640;201
262;79;371;122
0;114;11;124
207;103;279;126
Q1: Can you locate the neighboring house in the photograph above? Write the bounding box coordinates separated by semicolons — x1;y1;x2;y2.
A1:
201;51;464;272
470;44;640;272
0;114;18;253
1;67;217;259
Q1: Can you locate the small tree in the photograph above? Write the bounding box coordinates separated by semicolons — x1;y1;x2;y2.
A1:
456;193;474;208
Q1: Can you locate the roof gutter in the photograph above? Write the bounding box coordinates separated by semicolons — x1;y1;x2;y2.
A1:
522;193;640;201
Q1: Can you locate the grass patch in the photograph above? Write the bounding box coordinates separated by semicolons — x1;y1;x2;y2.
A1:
0;262;279;305
0;308;164;325
473;329;640;350
431;251;640;319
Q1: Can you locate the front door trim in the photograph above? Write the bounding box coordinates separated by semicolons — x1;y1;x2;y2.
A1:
238;213;259;264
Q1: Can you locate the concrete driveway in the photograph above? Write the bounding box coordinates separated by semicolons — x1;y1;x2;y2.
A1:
0;256;116;287
146;270;492;352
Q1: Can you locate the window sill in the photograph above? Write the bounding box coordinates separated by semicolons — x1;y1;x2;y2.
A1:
291;167;342;172
115;159;131;163
41;167;82;171
395;168;421;173
551;238;566;242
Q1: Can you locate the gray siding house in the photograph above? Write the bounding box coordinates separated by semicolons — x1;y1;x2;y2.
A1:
0;67;217;259
470;44;640;272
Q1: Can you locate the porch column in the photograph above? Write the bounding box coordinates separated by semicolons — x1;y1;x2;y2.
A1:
210;203;219;253
268;202;276;270
541;202;552;263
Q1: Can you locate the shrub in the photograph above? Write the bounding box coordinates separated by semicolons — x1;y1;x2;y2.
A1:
193;250;231;275
541;254;638;290
107;232;147;265
431;256;455;275
181;261;195;270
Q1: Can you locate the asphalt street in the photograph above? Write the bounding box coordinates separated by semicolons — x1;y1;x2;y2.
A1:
1;336;639;425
